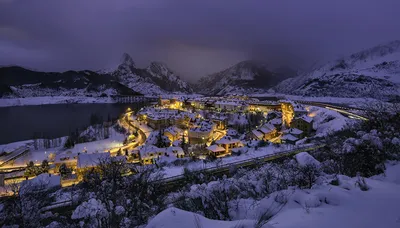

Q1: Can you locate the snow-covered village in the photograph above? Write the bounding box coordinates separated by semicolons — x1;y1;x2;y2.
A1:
1;1;400;228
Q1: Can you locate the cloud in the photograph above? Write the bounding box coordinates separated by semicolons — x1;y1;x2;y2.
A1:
1;0;399;81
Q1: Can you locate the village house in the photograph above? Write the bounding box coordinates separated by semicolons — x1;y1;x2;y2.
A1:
258;124;278;140
166;146;185;158
250;129;264;140
206;144;226;157
76;152;111;180
163;126;182;142
171;113;191;129
20;173;61;195
133;145;185;165
188;120;216;144
211;115;228;130
283;128;304;139
216;136;241;153
214;100;248;112
269;118;283;131
291;115;313;136
280;134;298;144
54;152;79;171
248;101;281;113
134;145;164;165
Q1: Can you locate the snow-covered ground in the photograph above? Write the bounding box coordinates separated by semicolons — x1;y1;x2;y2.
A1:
308;106;356;137
146;207;256;228
148;162;400;228
0;96;116;107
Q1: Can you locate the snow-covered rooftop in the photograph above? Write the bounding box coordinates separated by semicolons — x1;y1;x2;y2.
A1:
216;136;240;145
281;134;298;141
166;146;184;156
206;145;225;153
189;120;214;133
252;129;264;140
136;145;164;158
20;173;61;195
296;115;313;123
283;128;303;135
259;124;276;134
269;118;282;125
54;153;78;163
77;152;110;169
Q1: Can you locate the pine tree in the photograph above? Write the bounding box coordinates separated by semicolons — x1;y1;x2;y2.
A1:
41;160;50;173
24;161;38;177
59;163;71;177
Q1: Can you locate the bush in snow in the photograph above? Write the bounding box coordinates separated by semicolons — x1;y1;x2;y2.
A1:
315;109;400;178
173;159;322;221
71;198;109;227
75;164;167;227
0;185;56;227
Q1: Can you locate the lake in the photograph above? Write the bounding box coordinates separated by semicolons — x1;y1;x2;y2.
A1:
0;102;148;144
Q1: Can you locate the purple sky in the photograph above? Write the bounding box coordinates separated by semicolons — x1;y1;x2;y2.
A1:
1;0;400;82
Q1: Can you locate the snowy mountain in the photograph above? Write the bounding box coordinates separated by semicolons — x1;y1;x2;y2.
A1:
273;40;400;100
111;53;193;95
0;53;193;98
195;60;296;95
0;66;140;98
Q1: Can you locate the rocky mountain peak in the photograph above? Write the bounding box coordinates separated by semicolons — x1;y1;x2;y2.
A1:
121;53;135;67
147;62;173;77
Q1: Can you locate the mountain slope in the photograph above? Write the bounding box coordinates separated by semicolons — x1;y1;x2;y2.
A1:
0;66;140;98
273;40;400;100
196;60;296;95
0;53;193;98
111;53;193;95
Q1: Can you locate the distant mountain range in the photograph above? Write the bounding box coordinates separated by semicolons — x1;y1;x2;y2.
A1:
272;40;400;101
0;53;192;98
111;53;193;95
1;41;400;100
195;60;297;95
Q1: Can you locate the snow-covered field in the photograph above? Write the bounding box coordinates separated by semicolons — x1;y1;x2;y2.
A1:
0;96;116;107
148;162;400;228
308;106;356;137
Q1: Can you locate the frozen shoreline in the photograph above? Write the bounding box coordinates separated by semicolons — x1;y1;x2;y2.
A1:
0;96;116;107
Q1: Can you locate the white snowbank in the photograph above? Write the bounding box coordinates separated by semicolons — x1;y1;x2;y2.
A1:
150;163;400;228
295;152;320;167
309;106;354;137
146;207;257;228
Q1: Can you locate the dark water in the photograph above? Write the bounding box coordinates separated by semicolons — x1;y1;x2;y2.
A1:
0;103;148;144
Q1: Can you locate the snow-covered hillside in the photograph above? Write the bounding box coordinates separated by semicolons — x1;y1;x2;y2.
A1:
112;53;193;95
0;53;193;99
0;66;139;98
147;162;400;228
196;60;296;95
273;40;400;100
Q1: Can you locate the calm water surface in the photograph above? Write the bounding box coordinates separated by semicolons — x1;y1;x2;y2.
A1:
0;103;148;144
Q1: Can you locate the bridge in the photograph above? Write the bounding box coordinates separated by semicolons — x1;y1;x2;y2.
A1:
111;95;158;103
0;146;30;168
